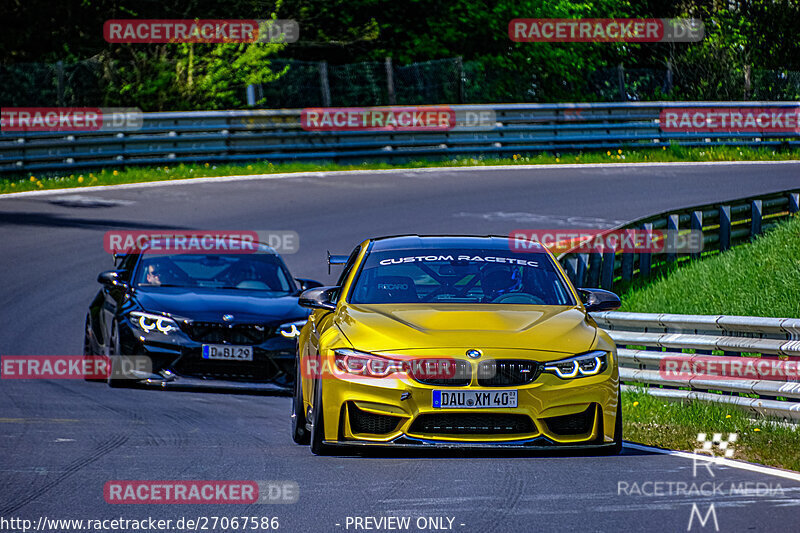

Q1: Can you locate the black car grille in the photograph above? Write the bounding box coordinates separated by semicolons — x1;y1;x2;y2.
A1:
410;359;472;386
544;406;596;436
348;404;401;434
409;413;535;435
183;322;273;344
172;350;294;384
477;360;540;386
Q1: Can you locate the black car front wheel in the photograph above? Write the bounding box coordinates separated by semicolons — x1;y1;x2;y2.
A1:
106;322;128;388
83;314;104;382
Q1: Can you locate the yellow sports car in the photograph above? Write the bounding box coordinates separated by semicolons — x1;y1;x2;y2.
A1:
291;236;622;455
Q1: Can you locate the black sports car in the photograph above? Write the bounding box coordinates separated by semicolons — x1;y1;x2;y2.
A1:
83;240;321;391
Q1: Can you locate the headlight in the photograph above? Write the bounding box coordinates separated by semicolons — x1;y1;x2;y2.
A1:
129;311;179;335
333;348;406;378
278;319;307;338
543;350;608;379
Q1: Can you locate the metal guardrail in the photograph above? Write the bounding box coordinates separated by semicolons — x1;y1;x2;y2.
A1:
558;189;800;291
593;311;800;421
2;101;800;174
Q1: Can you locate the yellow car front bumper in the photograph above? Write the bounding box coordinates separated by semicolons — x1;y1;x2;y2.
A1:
316;353;619;449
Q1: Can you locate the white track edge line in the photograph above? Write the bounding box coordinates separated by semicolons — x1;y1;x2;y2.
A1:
624;441;800;482
2;159;799;199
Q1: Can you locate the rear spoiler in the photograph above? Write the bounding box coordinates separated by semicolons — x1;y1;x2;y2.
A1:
327;251;349;275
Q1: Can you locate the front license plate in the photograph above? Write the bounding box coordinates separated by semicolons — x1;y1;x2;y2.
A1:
201;345;253;361
433;390;518;409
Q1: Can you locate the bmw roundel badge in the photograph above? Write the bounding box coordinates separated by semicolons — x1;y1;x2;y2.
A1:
466;349;482;359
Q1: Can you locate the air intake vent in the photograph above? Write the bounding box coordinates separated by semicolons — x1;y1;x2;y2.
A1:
544;405;596;436
409;413;535;435
348;404;401;435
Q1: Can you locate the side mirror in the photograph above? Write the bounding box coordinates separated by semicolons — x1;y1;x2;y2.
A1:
578;288;621;312
98;270;129;289
296;278;324;292
298;286;339;311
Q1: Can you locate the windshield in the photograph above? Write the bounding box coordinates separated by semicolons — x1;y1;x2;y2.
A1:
133;253;296;296
350;249;574;305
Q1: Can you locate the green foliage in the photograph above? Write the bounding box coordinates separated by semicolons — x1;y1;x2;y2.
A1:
2;0;800;108
620;215;800;318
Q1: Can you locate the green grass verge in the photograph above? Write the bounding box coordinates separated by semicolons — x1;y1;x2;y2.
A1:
620;215;800;318
622;388;800;471
620;217;800;471
2;144;799;195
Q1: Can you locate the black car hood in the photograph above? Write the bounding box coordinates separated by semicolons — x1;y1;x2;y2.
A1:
133;287;308;324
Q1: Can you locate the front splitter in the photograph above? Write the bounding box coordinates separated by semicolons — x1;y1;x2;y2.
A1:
324;435;615;450
138;375;292;394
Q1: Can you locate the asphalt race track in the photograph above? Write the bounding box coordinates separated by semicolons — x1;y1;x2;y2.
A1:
2;162;800;532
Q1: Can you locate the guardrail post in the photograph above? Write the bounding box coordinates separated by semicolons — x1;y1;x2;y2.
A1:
666;214;678;263
576;253;588;287
639;222;652;277
564;256;578;285
690;210;703;261
587;252;601;287
789;192;799;214
246;84;257;106
456;56;466;104
601;250;616;289
385;57;396;105
56;60;65;107
621;250;633;282
664;60;673;94
319;61;332;107
751;199;763;238
719;205;732;252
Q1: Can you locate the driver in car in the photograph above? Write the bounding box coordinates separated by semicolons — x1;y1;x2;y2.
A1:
146;263;162;285
480;264;523;302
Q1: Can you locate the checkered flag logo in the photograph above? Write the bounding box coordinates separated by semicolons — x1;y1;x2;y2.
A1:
697;432;737;458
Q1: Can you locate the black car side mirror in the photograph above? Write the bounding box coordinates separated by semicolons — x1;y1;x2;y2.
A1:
296;278;324;292
298;286;339;311
98;270;129;289
577;288;621;312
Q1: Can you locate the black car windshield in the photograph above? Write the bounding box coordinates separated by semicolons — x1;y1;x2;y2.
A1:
134;253;296;295
350;249;574;305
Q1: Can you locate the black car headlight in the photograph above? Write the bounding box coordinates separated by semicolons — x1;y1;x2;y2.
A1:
542;350;608;379
278;319;307;339
129;311;179;335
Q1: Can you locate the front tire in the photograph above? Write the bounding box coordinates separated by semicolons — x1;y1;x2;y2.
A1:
310;379;333;455
106;322;127;388
83;315;103;382
291;356;310;445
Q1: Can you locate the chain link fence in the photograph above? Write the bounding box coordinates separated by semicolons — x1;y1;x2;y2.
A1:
2;57;799;109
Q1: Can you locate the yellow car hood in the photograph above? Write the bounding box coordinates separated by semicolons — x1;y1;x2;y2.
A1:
335;303;597;354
